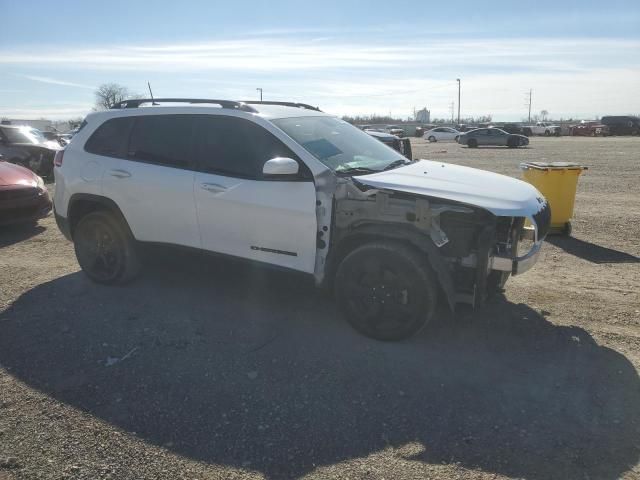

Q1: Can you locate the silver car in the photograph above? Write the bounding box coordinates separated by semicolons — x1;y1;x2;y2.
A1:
457;128;529;148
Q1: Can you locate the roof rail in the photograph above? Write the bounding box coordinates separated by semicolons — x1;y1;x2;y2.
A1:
241;101;322;112
110;98;258;112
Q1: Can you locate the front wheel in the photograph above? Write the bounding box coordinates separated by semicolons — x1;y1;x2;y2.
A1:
334;242;437;341
468;138;478;148
73;210;141;285
428;136;436;142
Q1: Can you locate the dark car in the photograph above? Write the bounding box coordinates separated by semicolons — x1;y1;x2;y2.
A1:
0;125;62;178
600;116;640;136
0;155;52;226
492;123;528;135
457;128;529;148
365;129;412;159
569;121;610;137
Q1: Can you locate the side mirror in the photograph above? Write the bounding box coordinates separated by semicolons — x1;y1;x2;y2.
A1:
263;157;299;176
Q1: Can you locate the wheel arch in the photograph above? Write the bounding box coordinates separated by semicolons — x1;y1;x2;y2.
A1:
67;193;132;239
327;223;456;311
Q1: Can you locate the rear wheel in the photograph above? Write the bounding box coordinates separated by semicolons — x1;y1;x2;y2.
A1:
428;136;436;142
468;138;478;148
544;130;550;136
334;242;437;341
73;211;140;284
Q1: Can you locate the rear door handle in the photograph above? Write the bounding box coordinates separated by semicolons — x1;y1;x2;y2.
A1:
201;182;227;193
109;169;131;179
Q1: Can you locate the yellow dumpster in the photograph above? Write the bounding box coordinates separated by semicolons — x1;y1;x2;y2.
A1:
520;162;588;235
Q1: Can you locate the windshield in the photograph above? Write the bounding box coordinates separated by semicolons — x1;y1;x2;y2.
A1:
272;116;404;173
1;127;41;144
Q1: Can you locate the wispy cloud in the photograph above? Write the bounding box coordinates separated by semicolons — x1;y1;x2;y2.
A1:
1;35;639;120
1;38;637;73
16;74;94;90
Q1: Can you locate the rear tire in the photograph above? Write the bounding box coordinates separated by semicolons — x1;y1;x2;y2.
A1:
73;211;141;285
334;242;437;341
468;138;478;148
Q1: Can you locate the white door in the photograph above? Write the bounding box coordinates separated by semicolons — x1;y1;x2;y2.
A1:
192;115;317;273
99;115;200;248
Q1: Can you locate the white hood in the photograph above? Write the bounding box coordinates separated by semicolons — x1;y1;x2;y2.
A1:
354;159;546;217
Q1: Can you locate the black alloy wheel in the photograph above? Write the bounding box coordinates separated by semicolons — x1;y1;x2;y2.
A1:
335;242;437;341
73;211;140;284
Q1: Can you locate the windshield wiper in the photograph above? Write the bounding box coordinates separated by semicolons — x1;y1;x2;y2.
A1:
335;166;380;175
382;159;410;171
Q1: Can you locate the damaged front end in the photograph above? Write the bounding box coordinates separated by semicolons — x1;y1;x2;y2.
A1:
326;161;551;309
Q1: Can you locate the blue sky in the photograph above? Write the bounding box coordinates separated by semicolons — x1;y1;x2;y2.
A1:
1;0;639;121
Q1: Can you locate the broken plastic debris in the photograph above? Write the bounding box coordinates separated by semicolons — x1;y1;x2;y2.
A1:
105;347;139;367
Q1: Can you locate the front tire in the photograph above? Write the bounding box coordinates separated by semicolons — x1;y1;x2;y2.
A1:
73;211;141;285
428;136;436;142
334;242;437;341
468;138;478;148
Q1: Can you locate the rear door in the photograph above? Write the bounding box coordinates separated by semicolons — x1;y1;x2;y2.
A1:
192;115;317;273
99;114;200;248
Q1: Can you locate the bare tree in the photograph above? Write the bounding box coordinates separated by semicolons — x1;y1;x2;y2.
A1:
540;110;549;121
94;83;136;110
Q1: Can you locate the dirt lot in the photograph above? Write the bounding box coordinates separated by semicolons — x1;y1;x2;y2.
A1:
1;136;639;480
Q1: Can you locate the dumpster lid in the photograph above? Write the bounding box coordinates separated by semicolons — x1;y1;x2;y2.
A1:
520;161;588;171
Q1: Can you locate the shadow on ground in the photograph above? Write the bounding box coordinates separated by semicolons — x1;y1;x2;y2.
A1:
0;223;45;248
548;235;640;264
1;250;639;479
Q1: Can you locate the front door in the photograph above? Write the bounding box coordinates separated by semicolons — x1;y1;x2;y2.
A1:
192;115;317;273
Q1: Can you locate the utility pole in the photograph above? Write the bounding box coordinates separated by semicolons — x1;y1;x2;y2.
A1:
256;88;263;101
456;78;461;125
525;89;532;123
450;102;455;123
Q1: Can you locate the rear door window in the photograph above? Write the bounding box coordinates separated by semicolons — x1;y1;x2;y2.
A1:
128;115;195;168
84;117;134;158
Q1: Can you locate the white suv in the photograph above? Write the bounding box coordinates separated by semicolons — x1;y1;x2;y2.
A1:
54;99;550;340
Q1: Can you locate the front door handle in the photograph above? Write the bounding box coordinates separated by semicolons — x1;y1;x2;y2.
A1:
109;169;131;179
201;182;227;193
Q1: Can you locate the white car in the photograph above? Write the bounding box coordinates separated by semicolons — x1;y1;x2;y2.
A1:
53;98;550;341
424;127;460;142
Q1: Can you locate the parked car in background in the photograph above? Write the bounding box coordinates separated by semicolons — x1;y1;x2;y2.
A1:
385;125;405;137
600;116;640;136
424;127;460;142
365;129;412;159
525;122;561;136
0;154;52;226
492;123;528;135
457;128;529;148
569;121;609;136
0;125;62;178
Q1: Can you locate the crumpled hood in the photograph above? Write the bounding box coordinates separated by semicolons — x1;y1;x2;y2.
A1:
354;159;546;217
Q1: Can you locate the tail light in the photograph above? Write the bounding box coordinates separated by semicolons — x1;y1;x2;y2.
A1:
54;149;64;167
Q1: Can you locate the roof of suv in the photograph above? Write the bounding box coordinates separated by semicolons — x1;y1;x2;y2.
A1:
94;99;328;121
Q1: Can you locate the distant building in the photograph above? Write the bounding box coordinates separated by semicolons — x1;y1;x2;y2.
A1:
416;108;431;124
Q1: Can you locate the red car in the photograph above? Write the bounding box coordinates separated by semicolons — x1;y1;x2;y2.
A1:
569;121;609;136
0;155;52;226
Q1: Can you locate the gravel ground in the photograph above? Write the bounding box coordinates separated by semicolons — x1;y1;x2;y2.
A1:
1;136;639;480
